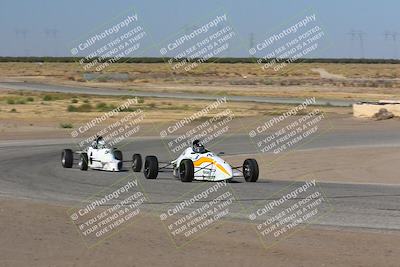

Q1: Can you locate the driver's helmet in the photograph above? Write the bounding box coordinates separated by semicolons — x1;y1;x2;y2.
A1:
192;139;206;153
97;136;106;148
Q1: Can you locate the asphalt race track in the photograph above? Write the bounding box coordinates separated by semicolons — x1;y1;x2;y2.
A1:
0;82;354;107
0;132;399;231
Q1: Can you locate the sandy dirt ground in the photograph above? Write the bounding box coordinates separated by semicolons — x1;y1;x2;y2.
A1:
0;112;395;140
226;146;400;185
0;198;399;267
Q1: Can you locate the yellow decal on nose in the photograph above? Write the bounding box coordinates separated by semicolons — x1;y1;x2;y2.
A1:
193;157;230;176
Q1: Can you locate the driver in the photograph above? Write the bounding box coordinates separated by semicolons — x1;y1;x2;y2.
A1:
92;136;105;149
97;136;106;148
192;139;207;153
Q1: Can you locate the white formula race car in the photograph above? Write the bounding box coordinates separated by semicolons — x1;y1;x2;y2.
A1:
132;140;259;182
61;137;142;172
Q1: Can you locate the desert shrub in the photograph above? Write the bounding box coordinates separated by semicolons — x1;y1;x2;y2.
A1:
263;79;274;85
108;104;117;110
76;103;92;112
96;102;108;109
119;106;137;112
137;97;145;104
97;77;109;82
60;122;73;128
67;104;92;112
43;95;53;101
67;105;77;112
95;102;118;111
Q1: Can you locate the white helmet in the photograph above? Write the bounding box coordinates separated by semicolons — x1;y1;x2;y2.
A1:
96;136;106;148
192;139;206;153
98;139;106;148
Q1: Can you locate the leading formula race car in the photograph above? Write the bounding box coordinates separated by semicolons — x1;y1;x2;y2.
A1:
132;140;259;182
61;136;143;172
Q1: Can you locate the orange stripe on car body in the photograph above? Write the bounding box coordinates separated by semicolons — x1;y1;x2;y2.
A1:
193;157;230;176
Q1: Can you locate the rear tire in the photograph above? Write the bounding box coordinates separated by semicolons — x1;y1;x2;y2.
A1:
61;149;73;168
179;159;194;182
80;153;88;171
243;159;259;182
132;154;142;172
144;156;158;179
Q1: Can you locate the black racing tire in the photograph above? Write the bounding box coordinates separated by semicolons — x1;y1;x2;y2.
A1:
243;159;259;182
179;159;194;182
114;150;123;170
132;154;142;172
114;150;123;161
144;156;158;179
80;153;88;171
61;149;73;168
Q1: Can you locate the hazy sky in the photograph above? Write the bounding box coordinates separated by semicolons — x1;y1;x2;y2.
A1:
0;0;399;58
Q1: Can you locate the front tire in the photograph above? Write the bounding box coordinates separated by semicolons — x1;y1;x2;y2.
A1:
132;154;142;172
144;156;158;179
114;150;123;170
61;149;73;168
80;153;88;171
179;159;194;182
243;159;259;182
114;150;123;161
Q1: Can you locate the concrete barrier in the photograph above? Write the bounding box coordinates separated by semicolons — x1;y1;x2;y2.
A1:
353;100;400;118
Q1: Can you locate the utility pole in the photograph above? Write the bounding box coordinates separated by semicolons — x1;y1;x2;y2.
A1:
45;28;59;56
249;32;255;57
15;28;29;56
384;31;399;59
348;30;366;58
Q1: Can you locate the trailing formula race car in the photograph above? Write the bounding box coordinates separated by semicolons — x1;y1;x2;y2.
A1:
133;140;259;182
61;136;143;172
